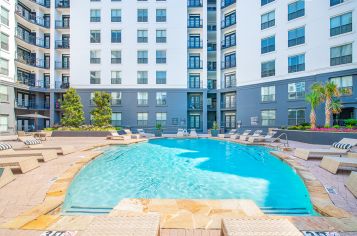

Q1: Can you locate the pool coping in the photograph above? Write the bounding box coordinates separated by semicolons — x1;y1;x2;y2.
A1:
1;137;355;232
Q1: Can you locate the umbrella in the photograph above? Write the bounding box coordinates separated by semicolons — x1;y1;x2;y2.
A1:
17;113;50;131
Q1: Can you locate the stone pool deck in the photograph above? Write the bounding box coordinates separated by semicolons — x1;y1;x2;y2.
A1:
0;136;356;235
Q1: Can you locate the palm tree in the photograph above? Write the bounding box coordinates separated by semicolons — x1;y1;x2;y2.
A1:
330;98;342;115
306;91;322;129
322;82;341;127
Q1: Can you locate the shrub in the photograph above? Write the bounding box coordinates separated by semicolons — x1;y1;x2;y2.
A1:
90;91;112;127
333;125;340;129
61;88;85;127
344;119;357;127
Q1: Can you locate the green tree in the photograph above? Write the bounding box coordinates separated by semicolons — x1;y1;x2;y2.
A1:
321;81;342;127
90;91;112;127
61;88;85;127
305;83;323;129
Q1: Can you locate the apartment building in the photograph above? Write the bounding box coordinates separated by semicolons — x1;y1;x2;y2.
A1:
0;0;356;134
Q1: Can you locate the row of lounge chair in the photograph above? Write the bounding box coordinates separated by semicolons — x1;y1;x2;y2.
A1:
219;129;277;143
0;136;75;188
177;128;198;137
107;129;154;140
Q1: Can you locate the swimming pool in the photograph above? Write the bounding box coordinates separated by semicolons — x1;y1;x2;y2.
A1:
63;138;315;215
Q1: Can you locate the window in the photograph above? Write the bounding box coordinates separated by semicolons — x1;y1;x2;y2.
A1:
330;76;353;95
90;71;100;84
188;15;202;28
0;58;8;76
288;54;305;73
223;53;236;68
137;71;148;84
112;112;122;127
137;9;148;22
261;36;275;54
330;0;344;6
1;7;9;26
288;82;305;100
261;11;275;30
261;60;275;77
137;30;148;43
156;50;166;64
0;115;8;132
330;12;352;36
0;85;8;102
137;112;148;126
261;110;276;126
261;86;275;102
261;0;274;6
222;11;236;28
90;30;101;43
111;9;121;22
1;33;9;51
90;50;100;64
330;43;352;66
90;9;101;22
137;50;148;64
137;92;148;106
222;33;236;48
288;0;305;21
288;26;305;47
111;92;121;105
111;30;121;43
156;71;167;84
224;73;236;88
156;9;166;22
111;50;121;64
156;30;166;43
156;92;167;106
288;108;305;126
189;74;201;88
156;113;167;126
111;71;121;84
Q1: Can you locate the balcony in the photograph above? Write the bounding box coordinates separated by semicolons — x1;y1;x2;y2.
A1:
55;61;70;70
207;62;217;72
188;0;203;7
188;60;203;69
221;40;236;50
188;40;203;49
55;81;70;89
55;40;70;49
207;80;217;90
17;75;36;87
15;53;50;69
221;101;236;110
15;5;50;28
56;0;70;8
188;102;203;110
187;19;203;28
207;43;217;52
15;99;50;110
222;61;236;70
34;80;50;89
15;28;49;49
221;19;236;29
27;0;50;8
55;20;70;29
221;0;236;9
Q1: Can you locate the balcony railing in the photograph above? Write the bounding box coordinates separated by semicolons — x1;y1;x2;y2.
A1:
15;5;50;28
15;52;50;69
188;102;203;110
28;0;50;8
55;20;70;29
55;40;70;49
187;19;203;28
207;43;217;52
15;99;50;109
17;76;35;87
188;0;203;7
56;0;70;8
188;60;203;69
207;80;217;89
221;0;236;9
55;61;70;70
221;101;236;109
188;40;203;49
34;80;50;89
15;28;49;49
55;81;70;89
111;58;122;64
207;62;217;71
222;61;236;69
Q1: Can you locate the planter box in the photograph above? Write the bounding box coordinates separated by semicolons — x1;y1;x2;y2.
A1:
52;131;112;137
211;130;219;137
275;129;357;145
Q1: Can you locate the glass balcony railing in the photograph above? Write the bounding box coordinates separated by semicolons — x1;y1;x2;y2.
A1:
15;28;49;49
15;52;50;69
55;40;70;49
55;61;70;70
15;5;50;28
55;20;70;29
188;0;203;7
221;0;236;9
56;0;70;8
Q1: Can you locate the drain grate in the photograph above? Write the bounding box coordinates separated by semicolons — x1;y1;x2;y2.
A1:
325;186;338;195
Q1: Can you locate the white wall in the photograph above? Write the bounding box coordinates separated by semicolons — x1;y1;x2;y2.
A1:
232;0;357;87
70;0;188;89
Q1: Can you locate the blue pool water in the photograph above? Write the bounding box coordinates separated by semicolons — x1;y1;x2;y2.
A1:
63;138;315;215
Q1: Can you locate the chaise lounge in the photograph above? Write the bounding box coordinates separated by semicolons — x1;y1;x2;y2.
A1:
240;130;263;141
177;128;189;137
137;129;154;138
219;129;237;138
0;167;16;188
189;129;198;138
320;152;357;174
0;156;39;173
106;131;132;140
230;130;251;140
0;143;57;162
294;138;357;160
17;137;76;155
248;131;277;143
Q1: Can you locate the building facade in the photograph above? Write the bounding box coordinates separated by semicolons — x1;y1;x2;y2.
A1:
0;0;356;135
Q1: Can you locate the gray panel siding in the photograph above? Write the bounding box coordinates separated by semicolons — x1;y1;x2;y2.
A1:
0;84;16;135
77;89;188;133
236;68;357;131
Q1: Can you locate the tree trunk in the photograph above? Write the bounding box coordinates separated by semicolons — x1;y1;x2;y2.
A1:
310;108;316;129
325;96;331;127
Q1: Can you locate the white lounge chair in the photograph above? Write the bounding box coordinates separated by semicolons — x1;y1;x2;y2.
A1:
106;131;132;140
17;137;75;155
248;131;277;143
230;130;251;140
0;156;39;173
137;129;154;138
320;152;357;174
177;128;189;137
189;129;198;138
294;138;357;160
0;149;57;162
219;129;237;138
240;130;262;141
124;129;141;139
346;171;357;197
0;167;15;188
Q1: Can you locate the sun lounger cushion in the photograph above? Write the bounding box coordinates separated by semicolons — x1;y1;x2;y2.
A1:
24;139;42;145
0;143;12;150
332;142;352;150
